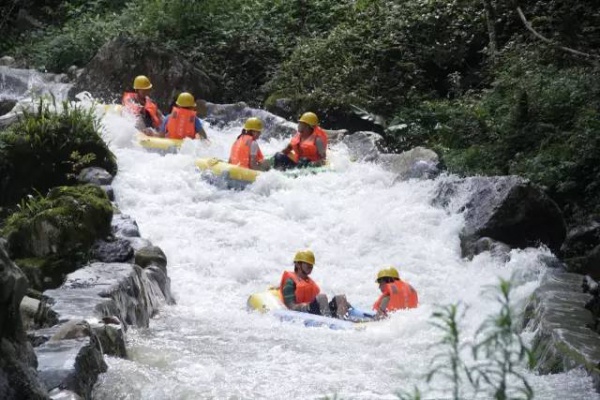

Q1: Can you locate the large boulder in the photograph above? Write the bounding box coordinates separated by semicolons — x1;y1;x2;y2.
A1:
434;176;566;257
0;240;49;399
378;147;440;180
68;35;217;109
2;185;113;290
525;271;600;389
342;131;383;162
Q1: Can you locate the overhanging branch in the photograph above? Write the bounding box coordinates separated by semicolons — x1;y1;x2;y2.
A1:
516;7;600;62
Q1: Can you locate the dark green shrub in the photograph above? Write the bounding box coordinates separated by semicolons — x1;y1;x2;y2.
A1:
0;99;117;208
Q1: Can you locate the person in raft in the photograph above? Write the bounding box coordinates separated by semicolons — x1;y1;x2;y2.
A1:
160;92;208;140
229;117;270;171
372;266;418;320
279;250;349;318
122;75;164;135
272;112;328;170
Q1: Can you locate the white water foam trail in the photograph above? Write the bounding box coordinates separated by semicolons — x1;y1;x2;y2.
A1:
92;111;599;399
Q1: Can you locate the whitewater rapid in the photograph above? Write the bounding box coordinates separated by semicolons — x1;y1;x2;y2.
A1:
92;111;598;399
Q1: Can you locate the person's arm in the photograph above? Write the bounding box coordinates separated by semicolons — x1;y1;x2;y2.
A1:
195;117;208;140
282;278;310;312
249;142;269;171
311;137;326;166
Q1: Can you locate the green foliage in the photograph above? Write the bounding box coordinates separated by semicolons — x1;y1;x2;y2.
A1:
0;99;117;208
401;279;534;400
2;184;113;290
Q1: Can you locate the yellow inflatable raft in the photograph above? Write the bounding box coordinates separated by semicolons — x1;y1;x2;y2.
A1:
136;131;183;153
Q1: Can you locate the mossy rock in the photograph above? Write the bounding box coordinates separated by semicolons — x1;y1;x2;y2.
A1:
2;185;113;264
14;256;79;291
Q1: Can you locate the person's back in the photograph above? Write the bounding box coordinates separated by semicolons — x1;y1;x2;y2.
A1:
122;75;163;132
161;92;207;140
229;118;268;170
373;267;418;319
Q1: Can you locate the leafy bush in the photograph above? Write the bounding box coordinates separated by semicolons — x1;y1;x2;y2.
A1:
400;279;534;400
0;99;117;208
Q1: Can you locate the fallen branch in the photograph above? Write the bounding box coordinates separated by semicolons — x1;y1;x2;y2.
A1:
516;7;600;62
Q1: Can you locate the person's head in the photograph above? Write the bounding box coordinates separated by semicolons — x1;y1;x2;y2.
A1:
298;112;318;136
175;92;196;109
376;267;400;290
293;250;315;278
133;75;153;98
243;117;263;138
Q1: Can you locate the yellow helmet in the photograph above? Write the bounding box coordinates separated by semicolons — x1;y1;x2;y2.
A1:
376;267;399;282
133;75;152;90
176;92;196;108
244;117;263;132
298;112;319;127
293;250;315;266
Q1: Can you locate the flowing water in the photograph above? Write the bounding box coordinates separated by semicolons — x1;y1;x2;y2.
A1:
87;110;599;400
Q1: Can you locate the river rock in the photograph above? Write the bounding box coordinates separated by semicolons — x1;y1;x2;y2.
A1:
342;131;383;162
0;56;16;66
36;332;106;399
379;146;440;180
90;238;134;263
134;245;167;272
112;213;141;238
0;240;49;400
44;262;172;328
525;271;600;387
76;167;113;186
434;176;566;257
206;102;297;140
69;34;217;109
561;220;600;258
0;99;16;116
565;245;600;280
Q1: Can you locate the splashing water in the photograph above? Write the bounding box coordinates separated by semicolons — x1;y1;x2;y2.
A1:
90;110;597;400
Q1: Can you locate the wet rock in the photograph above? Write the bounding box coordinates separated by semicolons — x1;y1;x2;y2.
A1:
537;254;567;270
342;131;383;162
44;262;171;328
145;265;175;305
101;185;114;201
91;238;133;263
91;319;127;358
326;129;348;145
379;147;440;180
69;35;217;109
0;240;49;400
112;214;140;238
21;295;58;331
0;99;16;116
36;334;106;399
561;220;600;259
49;389;82;400
206;102;297;140
565;245;600;280
125;237;153;251
434;176;566;257
0;56;16;66
76;167;113;186
470;237;511;262
525;270;600;384
134;245;167;272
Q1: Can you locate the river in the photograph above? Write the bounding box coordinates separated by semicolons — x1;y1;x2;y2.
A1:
89;110;598;399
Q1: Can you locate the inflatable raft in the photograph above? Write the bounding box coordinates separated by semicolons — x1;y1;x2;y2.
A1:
136;131;183;153
195;158;330;190
247;289;375;330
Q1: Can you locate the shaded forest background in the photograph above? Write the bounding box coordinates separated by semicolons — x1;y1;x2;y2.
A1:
1;0;598;226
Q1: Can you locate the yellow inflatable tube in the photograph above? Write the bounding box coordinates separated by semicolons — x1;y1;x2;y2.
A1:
195;158;259;184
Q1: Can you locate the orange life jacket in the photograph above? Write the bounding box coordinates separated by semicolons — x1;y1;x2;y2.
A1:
165;106;197;139
229;133;264;169
373;280;418;313
289;126;328;162
279;271;320;304
122;92;162;128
